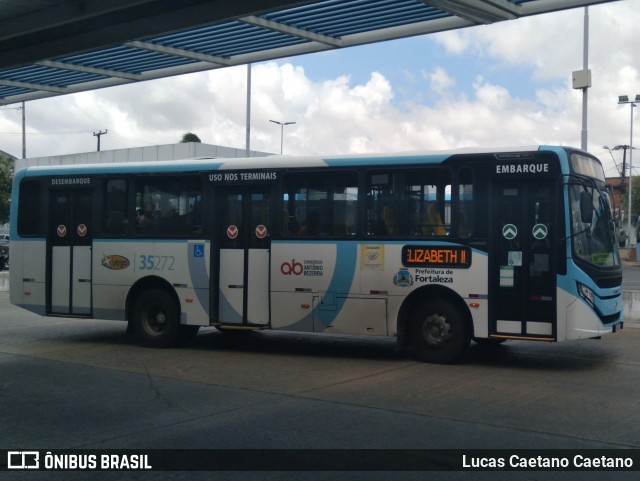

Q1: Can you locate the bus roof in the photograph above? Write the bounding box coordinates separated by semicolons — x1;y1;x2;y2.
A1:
18;145;562;176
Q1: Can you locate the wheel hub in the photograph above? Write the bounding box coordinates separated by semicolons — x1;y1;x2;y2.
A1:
146;309;167;334
422;313;451;348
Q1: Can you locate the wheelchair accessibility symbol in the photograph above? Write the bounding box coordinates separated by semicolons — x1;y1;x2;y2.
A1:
192;243;205;258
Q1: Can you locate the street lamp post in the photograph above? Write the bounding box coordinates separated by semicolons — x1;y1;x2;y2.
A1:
269;120;295;154
618;95;640;258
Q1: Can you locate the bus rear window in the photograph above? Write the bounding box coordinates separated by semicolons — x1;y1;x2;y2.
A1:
18;180;42;236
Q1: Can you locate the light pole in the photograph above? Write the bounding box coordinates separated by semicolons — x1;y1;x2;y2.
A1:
246;64;251;157
269;120;295;154
618;95;640;257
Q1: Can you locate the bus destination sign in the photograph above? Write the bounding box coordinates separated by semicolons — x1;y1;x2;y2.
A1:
402;245;471;268
50;177;91;186
494;162;552;176
208;170;278;184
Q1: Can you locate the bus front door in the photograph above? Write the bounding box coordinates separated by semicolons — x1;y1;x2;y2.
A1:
489;180;557;340
48;189;93;316
215;189;270;326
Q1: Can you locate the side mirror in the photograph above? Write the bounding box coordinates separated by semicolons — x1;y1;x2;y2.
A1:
580;191;594;224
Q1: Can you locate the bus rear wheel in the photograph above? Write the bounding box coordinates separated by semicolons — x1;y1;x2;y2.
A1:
410;298;470;364
132;289;198;347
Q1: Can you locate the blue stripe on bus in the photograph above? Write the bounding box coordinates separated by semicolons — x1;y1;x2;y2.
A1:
323;154;451;167
313;241;358;327
539;146;571;175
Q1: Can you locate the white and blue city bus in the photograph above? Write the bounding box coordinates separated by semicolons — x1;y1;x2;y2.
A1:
9;146;623;363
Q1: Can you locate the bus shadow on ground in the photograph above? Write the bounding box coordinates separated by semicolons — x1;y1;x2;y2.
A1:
465;340;616;372
191;330;615;370
52;324;402;362
62;323;616;370
192;328;404;361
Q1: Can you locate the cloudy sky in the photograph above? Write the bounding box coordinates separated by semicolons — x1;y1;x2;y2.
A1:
1;0;640;178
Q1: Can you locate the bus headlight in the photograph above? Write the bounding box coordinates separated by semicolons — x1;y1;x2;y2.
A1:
577;282;595;308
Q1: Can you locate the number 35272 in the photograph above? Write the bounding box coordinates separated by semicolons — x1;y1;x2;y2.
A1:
137;255;175;271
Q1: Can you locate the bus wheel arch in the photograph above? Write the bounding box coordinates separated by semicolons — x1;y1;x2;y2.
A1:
126;276;198;347
397;285;473;364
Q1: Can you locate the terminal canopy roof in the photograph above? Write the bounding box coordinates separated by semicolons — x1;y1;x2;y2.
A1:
0;0;618;104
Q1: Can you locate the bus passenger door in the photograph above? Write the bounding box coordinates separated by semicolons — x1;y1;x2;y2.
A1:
215;189;270;326
48;189;93;316
489;180;557;339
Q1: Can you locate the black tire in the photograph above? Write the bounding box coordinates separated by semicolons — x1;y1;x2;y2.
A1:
132;289;198;347
410;298;470;364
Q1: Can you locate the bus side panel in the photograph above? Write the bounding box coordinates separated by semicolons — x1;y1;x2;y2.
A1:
270;291;313;332
313;296;387;336
10;239;47;315
92;240;210;326
270;241;489;339
271;242;360;333
360;243;489;340
276;241;389;336
93;285;129;320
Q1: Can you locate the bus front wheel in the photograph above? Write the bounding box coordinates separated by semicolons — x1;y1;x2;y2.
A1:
132;289;198;347
410;298;470;364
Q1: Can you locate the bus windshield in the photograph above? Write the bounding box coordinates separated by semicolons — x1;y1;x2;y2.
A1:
570;182;620;267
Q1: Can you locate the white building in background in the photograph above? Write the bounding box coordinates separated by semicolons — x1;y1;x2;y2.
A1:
15;142;273;170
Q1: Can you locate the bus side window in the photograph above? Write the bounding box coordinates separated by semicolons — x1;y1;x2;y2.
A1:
102;179;128;235
423;202;446;236
367;172;406;236
134;176;203;237
367;170;451;238
282;171;358;237
18;180;42;237
383;205;400;235
457;168;474;238
409;173;451;237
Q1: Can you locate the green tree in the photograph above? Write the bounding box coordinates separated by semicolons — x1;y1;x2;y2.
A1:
180;132;201;143
0;151;15;224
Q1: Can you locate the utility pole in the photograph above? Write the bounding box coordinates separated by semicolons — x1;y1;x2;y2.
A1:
93;129;108;151
609;145;630;227
619;145;628;229
616;145;629;193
